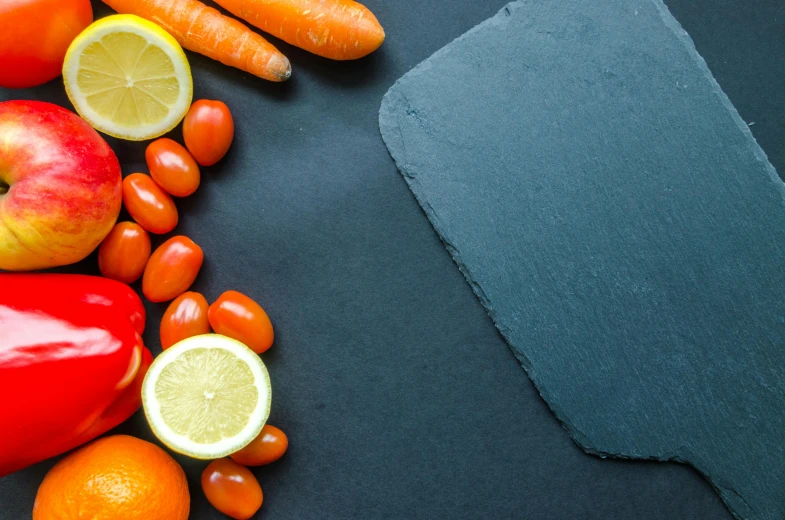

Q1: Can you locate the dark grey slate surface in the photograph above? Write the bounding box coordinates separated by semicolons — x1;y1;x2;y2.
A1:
380;1;785;519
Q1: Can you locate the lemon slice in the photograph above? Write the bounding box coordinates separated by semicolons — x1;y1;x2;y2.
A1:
63;14;193;141
142;334;271;459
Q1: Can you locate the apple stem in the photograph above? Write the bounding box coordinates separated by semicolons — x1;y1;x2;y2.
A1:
0;179;7;195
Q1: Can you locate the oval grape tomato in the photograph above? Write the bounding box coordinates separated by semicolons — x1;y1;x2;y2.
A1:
160;291;210;350
122;173;178;234
146;138;200;197
230;425;288;466
201;458;262;520
207;291;274;354
182;100;234;167
98;222;151;284
142;236;203;303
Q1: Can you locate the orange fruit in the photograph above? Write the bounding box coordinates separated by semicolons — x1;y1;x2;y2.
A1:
33;435;190;520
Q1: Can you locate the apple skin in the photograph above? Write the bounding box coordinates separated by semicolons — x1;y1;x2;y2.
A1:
0;100;122;271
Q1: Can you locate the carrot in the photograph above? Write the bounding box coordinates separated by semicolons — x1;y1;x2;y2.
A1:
213;0;385;60
102;0;291;81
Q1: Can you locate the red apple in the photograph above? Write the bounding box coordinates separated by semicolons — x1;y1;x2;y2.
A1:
0;100;122;271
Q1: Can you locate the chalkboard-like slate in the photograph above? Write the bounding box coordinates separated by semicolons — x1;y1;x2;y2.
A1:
380;1;785;518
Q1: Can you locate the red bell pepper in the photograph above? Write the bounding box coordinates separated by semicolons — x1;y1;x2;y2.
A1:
0;274;153;476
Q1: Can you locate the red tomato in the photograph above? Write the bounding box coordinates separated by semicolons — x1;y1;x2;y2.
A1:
230;425;288;466
142;236;203;303
122;174;178;234
0;0;92;88
182;100;234;166
146;138;200;197
98;222;151;284
202;458;263;520
208;291;274;354
160;291;210;349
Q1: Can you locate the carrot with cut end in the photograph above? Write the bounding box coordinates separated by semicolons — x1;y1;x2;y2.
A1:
102;0;291;81
214;0;385;61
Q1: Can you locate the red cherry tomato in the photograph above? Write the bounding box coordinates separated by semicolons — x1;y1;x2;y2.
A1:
122;173;178;234
183;100;235;166
142;236;203;303
202;458;263;520
160;291;210;349
0;0;92;88
146;138;200;197
208;291;274;354
230;425;288;466
98;222;151;284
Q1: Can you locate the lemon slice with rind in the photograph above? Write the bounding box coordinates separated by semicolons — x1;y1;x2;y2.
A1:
142;334;271;459
63;14;192;141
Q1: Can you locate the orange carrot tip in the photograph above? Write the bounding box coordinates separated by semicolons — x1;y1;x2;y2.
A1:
214;0;385;61
102;0;292;81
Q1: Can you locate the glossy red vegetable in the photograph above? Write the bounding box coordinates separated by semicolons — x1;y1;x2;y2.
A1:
202;458;263;520
0;274;153;477
98;222;151;284
146;138;201;197
230;424;288;466
0;0;93;88
208;291;274;354
183;100;234;166
122;173;179;234
160;291;210;349
143;236;204;302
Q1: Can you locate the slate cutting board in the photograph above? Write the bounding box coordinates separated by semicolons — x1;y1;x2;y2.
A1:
380;0;785;518
0;0;782;518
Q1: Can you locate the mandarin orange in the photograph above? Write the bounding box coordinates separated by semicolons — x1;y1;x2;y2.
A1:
33;435;189;520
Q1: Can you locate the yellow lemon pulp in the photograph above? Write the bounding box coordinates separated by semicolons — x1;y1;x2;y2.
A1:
142;334;271;459
64;15;192;141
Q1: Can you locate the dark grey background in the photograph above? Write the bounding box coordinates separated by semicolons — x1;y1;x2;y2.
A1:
0;0;782;518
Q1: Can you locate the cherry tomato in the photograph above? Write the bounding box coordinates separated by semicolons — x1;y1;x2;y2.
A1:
230;425;288;466
122;173;178;234
202;458;263;520
160;291;210;349
0;0;92;88
98;222;151;284
146;138;201;197
142;236;203;303
208;291;274;354
183;100;235;166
